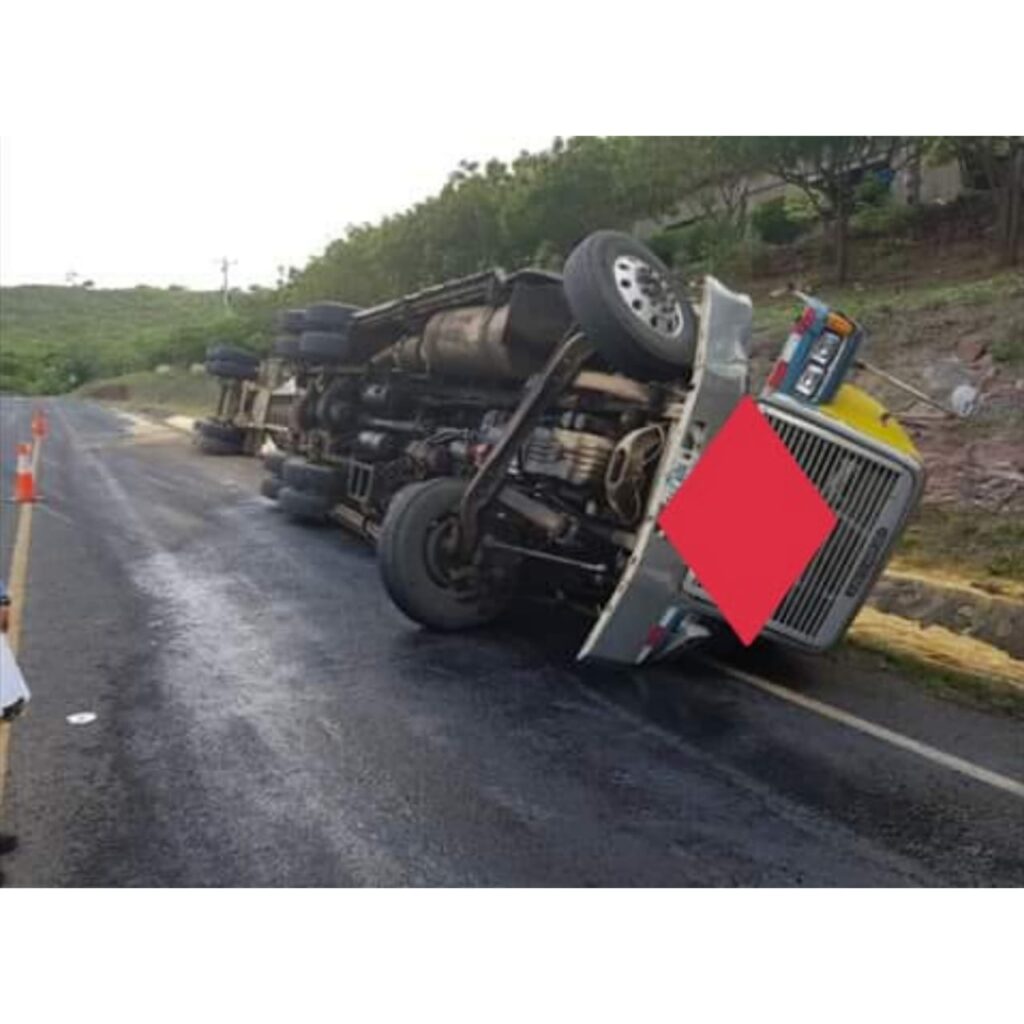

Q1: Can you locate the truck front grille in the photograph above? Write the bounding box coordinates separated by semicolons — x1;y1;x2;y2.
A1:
685;402;921;649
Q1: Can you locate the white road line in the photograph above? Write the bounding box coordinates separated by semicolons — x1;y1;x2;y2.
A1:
704;658;1024;800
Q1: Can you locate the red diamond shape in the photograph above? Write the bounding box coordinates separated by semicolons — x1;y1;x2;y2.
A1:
657;396;837;646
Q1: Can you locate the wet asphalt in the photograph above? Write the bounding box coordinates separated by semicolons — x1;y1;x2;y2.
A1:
0;395;1021;886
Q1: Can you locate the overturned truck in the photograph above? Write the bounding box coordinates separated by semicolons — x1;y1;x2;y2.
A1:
195;345;295;455
260;230;925;664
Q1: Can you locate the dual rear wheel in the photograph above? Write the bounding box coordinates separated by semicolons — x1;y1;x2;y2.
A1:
194;418;245;455
261;453;337;523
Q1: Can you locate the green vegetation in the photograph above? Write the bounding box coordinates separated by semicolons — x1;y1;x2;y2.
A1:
0;285;234;394
650;216;757;279
991;320;1024;367
287;136;1020;306
897;505;1024;583
76;368;222;417
287;138;712;305
751;197;814;246
751;268;1024;342
4;136;1019;396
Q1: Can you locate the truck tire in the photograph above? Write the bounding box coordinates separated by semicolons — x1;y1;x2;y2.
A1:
299;330;352;363
272;335;300;358
316;381;355;432
207;345;259;366
196;419;245;446
278;486;331;523
260;475;283;500
196;434;243;456
378;478;505;631
281;457;346;496
206;357;259;381
563;230;696;382
304;301;360;331
277;309;307;334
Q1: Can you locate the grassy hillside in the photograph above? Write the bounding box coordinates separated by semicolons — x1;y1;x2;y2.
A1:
0;284;241;394
1;284;225;348
76;367;222;417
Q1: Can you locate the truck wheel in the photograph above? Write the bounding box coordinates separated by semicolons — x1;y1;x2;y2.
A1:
207;345;259;366
260;475;282;500
277;309;307;334
378;478;505;631
281;457;347;496
206;357;259;381
299;330;352;363
316;381;355;432
272;335;300;358
563;230;696;382
195;419;245;446
196;434;243;456
304;301;360;331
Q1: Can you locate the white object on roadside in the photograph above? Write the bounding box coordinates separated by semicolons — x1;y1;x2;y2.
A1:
950;383;980;418
66;712;97;726
0;633;31;719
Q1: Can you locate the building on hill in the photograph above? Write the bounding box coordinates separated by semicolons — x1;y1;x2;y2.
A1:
637;145;967;238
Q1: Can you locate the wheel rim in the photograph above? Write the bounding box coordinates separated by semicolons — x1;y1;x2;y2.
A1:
612;254;685;339
424;516;466;589
423;514;484;601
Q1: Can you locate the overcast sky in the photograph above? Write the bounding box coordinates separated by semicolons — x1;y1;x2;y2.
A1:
0;132;555;291
0;2;568;292
1;1;1012;294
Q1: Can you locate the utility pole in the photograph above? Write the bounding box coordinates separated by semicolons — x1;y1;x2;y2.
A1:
219;256;237;312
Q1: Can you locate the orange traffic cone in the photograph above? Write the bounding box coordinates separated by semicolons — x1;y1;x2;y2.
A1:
31;409;48;438
13;443;37;503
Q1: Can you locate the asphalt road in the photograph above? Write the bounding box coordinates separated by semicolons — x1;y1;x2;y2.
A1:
1;395;1021;886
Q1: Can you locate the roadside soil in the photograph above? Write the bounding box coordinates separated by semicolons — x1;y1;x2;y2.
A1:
741;236;1024;700
745;237;1023;584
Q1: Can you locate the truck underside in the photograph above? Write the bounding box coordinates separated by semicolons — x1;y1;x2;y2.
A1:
205;231;923;664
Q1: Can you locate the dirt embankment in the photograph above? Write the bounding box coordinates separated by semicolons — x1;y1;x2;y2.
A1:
740;238;1023;700
745;238;1023;581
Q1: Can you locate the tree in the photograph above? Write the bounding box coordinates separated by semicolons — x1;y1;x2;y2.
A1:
686;137;763;227
284;137;736;304
749;137;902;283
932;136;1023;266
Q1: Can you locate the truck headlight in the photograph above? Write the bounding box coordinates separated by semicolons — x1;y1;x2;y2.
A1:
795;363;825;398
762;302;863;405
810;330;842;366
